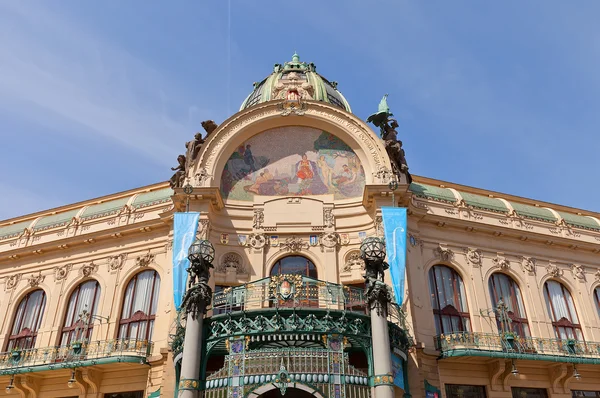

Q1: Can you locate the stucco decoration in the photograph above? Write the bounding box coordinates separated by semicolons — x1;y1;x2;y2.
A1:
434;245;454;262
280;237;309;252
323;209;335;228
374;216;383;237
107;254;127;271
493;254;510;270
82;262;98;277
247;233;268;250
191;102;391;189
220;126;365;201
319;232;340;251
27;272;44;287
570;263;585;282
342;251;364;272
54;264;72;282
5;274;21;291
197;220;210;240
253;209;264;229
217;252;245;274
546;262;563;278
464;247;482;267
596;270;600;283
136;252;155;267
520;256;536;275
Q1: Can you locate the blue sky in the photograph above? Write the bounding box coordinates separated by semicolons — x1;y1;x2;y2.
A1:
1;1;599;220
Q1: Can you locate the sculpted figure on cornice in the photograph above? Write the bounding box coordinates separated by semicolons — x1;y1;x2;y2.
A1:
169;154;187;189
367;95;412;184
185;120;218;172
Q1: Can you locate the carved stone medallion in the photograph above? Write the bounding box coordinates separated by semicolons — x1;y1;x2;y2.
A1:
107;253;127;271
493;254;510;270
54;264;72;282
570;264;585;282
247;233;268;250
464;248;482;267
5;274;21;291
546;262;563;278
27;272;44;288
434;245;454;262
319;232;340;250
82;262;97;277
520;256;536;275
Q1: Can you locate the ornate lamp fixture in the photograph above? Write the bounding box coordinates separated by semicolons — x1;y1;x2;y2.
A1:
573;365;581;380
360;237;391;316
5;375;14;394
511;360;519;376
181;239;215;320
67;369;76;388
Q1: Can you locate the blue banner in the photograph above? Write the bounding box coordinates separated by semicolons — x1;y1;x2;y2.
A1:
381;207;407;305
172;212;200;310
391;354;405;390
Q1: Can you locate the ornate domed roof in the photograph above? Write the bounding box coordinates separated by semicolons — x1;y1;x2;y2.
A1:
240;53;351;112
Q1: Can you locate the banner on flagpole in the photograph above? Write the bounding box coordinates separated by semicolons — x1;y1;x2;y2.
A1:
381;207;407;305
172;212;200;310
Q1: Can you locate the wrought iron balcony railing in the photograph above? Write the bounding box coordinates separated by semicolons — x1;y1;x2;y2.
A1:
435;332;600;363
0;339;152;374
211;275;367;315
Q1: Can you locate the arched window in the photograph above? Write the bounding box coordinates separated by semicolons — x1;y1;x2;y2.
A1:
544;280;583;340
7;290;46;350
595;286;600;319
489;273;530;336
429;265;471;335
60;280;101;346
118;270;160;342
270;256;317;278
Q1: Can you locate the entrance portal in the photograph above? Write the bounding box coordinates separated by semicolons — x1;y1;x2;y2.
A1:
258;387;316;398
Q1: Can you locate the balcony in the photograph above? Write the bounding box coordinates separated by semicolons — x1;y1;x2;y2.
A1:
0;339;152;375
435;332;600;364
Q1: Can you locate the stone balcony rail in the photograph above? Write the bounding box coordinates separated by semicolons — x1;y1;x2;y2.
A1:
0;339;153;375
434;331;600;364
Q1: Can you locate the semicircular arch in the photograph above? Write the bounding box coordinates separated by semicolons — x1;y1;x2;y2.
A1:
192;101;392;191
245;382;326;398
265;250;322;279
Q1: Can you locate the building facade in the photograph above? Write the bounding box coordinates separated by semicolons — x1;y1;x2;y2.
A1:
0;54;599;398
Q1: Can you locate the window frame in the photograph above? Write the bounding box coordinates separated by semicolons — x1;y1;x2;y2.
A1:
118;270;160;342
543;280;583;340
429;265;471;335
7;289;47;350
60;280;101;346
488;273;530;336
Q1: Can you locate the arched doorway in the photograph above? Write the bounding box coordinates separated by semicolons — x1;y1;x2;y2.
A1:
270;255;317;278
258;387;316;398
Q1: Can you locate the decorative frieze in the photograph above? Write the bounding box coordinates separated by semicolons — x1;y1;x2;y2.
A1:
281;237;309;253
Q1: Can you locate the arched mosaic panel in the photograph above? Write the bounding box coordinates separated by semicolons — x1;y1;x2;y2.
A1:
220;126;366;201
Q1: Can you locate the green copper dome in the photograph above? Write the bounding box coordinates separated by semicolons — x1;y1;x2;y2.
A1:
240;53;352;112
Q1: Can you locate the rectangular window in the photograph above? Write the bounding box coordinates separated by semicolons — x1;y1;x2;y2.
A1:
572;392;600;397
445;384;487;398
511;387;548;397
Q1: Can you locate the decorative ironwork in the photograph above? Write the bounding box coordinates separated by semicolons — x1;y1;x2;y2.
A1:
435;331;600;363
0;339;151;374
181;239;215;320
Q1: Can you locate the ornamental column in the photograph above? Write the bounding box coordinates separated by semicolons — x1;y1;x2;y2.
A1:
361;237;394;398
178;239;215;398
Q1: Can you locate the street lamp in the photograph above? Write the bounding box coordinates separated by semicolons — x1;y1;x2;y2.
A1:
360;237;387;264
388;179;398;207
188;239;215;266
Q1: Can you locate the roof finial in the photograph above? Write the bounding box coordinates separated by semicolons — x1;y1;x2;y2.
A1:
292;51;300;62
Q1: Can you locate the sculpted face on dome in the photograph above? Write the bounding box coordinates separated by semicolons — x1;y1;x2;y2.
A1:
220;127;366;201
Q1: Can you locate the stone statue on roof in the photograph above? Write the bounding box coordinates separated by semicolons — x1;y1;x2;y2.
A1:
367;95;412;184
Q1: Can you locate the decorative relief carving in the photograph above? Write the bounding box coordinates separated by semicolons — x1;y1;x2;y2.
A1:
253;209;264;230
546;262;563;278
520;256;536;274
281;237;309;253
570;264;585;282
318;232;340;251
342;251;364;272
54;264;72;282
216;252;245;274
595;270;600;283
197;219;210;240
194;167;212;186
493;254;510;270
374;215;383;236
323;209;335;228
434;245;454;262
107;253;127;271
82;262;97;277
464;248;482;267
135;253;155;267
374;166;393;184
27;272;44;287
247;233;268;250
5;274;21;291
